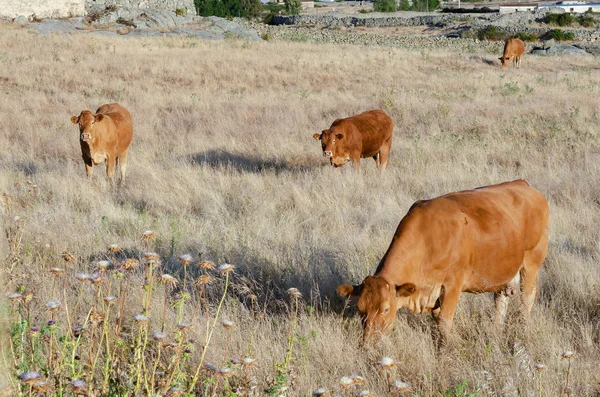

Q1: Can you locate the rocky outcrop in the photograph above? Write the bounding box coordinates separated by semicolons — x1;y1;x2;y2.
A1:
0;0;85;19
86;0;195;15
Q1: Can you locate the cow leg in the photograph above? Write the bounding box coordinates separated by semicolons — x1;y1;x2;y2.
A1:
494;293;509;326
520;229;548;315
435;286;461;346
372;152;380;169
378;139;391;171
351;156;361;170
106;155;116;184
118;150;129;185
83;157;93;180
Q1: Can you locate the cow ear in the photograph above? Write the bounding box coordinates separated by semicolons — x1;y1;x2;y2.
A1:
95;114;104;122
71;116;79;124
337;284;362;299
313;133;321;141
498;57;503;62
396;283;416;297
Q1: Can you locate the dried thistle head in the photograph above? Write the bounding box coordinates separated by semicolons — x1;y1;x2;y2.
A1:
313;388;329;396
393;380;411;394
242;357;256;366
71;379;87;394
96;261;113;272
562;351;575;359
286;288;299;295
107;244;121;253
195;274;213;286
152;331;168;341
134;314;148;323
339;377;353;388
18;371;41;385
198;260;216;270
143;252;160;262
218;263;235;275
121;258;140;271
166;387;183;397
90;311;104;324
177;323;192;331
248;294;257;301
75;273;90;282
142;230;155;240
178;254;193;265
28;326;40;337
350;375;366;385
160;274;178;286
219;368;234;377
379;357;396;369
222;319;234;330
46;300;61;312
61;252;76;263
23;293;33;304
72;325;84;337
357;390;373;397
49;268;65;276
32;380;49;392
89;273;105;285
104;296;117;305
535;363;546;371
7;293;23;303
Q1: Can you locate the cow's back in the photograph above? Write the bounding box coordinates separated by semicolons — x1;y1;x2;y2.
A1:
96;103;133;152
343;110;393;156
503;39;525;57
378;180;548;291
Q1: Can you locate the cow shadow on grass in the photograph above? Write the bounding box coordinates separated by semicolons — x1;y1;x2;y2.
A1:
469;54;498;66
191;149;322;174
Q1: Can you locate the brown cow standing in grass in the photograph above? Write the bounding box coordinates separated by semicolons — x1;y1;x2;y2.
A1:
337;180;549;345
71;103;133;184
499;38;525;68
313;109;393;170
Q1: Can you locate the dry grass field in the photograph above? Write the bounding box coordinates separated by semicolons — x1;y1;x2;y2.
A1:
1;26;599;396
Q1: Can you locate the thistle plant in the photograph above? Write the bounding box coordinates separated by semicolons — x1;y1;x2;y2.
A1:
188;263;234;393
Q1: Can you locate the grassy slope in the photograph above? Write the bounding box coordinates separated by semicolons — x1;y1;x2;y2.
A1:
0;27;599;395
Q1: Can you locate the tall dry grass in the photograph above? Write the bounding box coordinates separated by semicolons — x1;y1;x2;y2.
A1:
0;26;599;396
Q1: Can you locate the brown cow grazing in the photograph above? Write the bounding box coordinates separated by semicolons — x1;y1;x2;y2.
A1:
337;180;549;344
313;109;393;170
499;38;525;68
71;103;133;184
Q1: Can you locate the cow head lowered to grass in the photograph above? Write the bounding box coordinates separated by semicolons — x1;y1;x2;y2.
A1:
313;109;393;170
337;180;549;345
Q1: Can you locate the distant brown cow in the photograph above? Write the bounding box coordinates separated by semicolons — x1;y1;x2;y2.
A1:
499;38;525;68
313;110;393;170
337;180;549;344
71;103;133;184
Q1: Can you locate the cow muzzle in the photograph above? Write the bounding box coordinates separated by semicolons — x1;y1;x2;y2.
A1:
80;132;92;141
323;151;333;158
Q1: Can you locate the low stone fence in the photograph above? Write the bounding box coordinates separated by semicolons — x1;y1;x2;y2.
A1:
85;0;195;15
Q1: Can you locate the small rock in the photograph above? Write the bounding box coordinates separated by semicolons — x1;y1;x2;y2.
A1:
543;38;555;49
117;27;132;35
13;15;28;25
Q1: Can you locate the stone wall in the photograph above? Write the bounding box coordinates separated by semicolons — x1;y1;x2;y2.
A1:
85;0;196;15
0;0;85;19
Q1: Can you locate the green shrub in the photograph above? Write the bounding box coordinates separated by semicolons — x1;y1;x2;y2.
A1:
400;0;410;11
545;29;575;41
515;32;538;41
374;0;397;12
174;7;186;16
478;25;505;41
578;15;596;27
545;12;576;26
284;0;301;15
194;0;261;18
409;0;440;11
